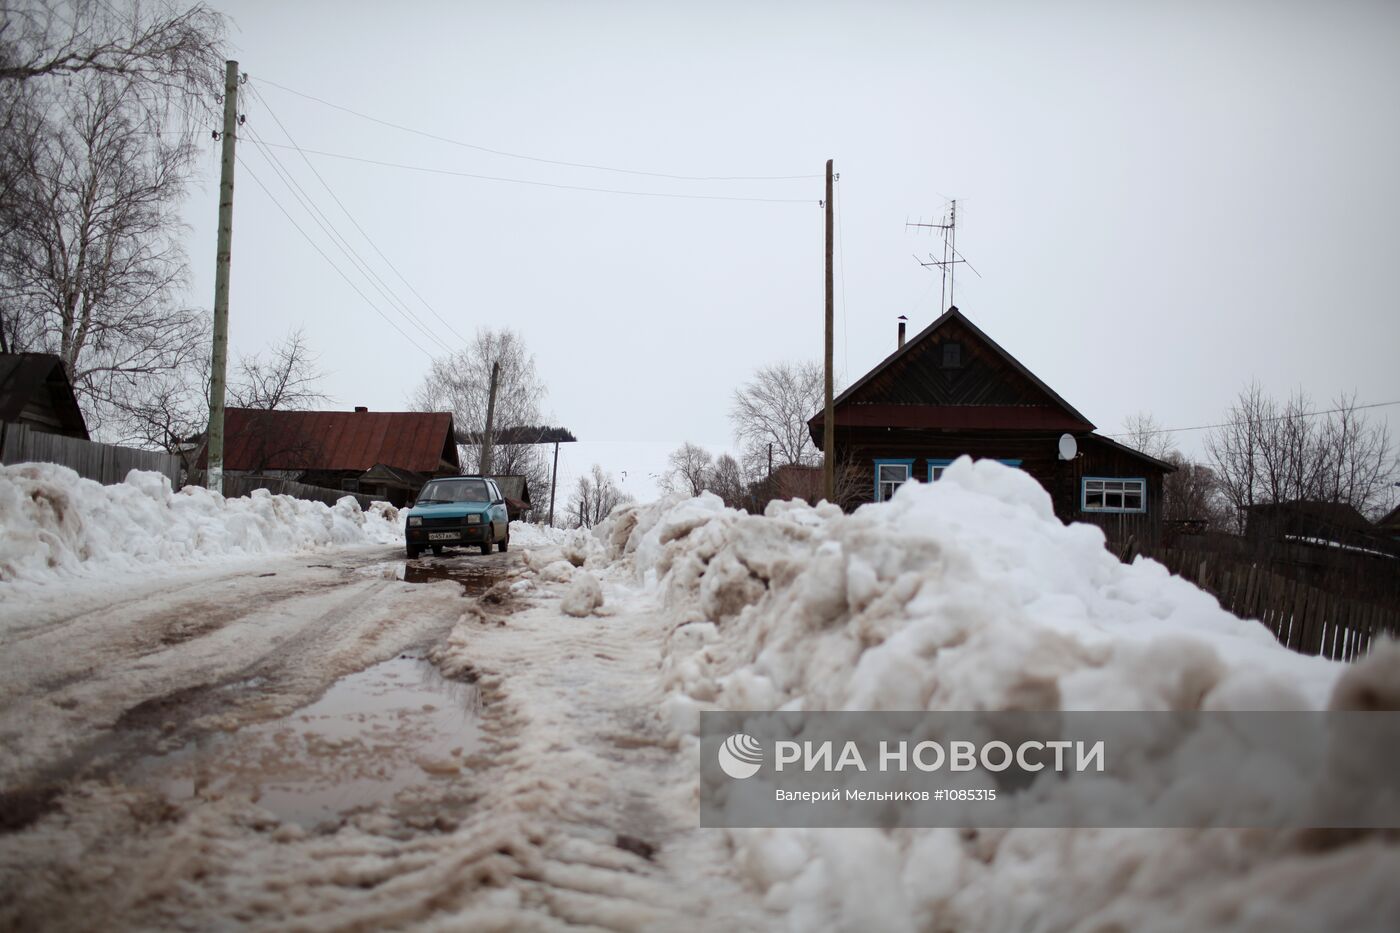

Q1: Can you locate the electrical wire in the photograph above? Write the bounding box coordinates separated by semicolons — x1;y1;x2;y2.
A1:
236;155;438;360
246;84;468;345
254;76;823;183
242;125;451;353
244;138;818;204
1107;399;1400;439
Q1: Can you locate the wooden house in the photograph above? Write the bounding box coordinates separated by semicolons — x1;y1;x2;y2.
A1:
0;353;89;439
205;407;461;506
808;307;1174;547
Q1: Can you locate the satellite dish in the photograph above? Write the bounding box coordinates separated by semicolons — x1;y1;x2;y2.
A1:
1057;433;1078;461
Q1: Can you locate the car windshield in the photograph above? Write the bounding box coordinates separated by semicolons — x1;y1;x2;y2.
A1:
416;478;490;505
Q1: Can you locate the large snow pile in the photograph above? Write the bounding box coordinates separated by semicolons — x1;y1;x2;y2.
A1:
0;463;402;590
577;457;1398;932
507;519;572;549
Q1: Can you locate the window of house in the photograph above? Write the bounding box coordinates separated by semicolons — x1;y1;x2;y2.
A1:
874;459;914;502
1081;478;1146;513
941;342;962;368
928;458;1022;481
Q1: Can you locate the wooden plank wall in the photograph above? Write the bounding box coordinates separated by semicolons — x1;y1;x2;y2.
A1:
0;421;180;487
1138;545;1400;661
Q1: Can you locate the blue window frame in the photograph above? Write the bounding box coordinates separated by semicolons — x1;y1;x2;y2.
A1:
873;458;915;502
928;457;1022;481
1081;477;1147;513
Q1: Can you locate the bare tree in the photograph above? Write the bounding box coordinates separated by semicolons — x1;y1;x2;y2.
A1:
228;329;328;411
707;452;745;508
730;360;825;482
0;1;223;93
1160;452;1227;528
1206;382;1269;532
567;463;632;529
0;1;224;438
1120;411;1176;462
0;73;207;435
411;327;550;490
661;442;714;497
1207;382;1396;529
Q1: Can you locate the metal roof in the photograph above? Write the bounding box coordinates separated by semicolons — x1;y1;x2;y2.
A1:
218;408;459;474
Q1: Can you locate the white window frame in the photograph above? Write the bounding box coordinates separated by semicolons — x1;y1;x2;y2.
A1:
874;459;914;502
1081;477;1147;513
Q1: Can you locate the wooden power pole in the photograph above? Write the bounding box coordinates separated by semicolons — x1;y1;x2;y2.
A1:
206;60;240;493
822;159;835;502
548;439;561;527
479;360;500;475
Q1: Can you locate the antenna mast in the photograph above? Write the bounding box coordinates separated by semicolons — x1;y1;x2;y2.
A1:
906;198;980;311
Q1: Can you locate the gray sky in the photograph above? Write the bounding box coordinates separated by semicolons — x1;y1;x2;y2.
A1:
180;0;1400;503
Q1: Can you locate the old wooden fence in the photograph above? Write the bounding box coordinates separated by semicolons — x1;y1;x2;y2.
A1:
0;421;180;487
186;471;377;510
1139;545;1400;661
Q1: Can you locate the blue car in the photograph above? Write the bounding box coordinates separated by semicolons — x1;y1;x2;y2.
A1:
404;475;510;559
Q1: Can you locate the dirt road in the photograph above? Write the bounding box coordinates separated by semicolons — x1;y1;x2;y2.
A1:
0;544;767;930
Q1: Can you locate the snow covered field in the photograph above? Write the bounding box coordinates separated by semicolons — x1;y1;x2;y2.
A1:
1;459;1397;930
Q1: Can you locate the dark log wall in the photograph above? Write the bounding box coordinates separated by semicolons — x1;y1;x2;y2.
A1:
837;428;1166;547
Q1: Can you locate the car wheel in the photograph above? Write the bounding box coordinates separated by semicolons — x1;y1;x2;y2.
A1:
478;540;492;555
498;531;509;553
406;544;420;559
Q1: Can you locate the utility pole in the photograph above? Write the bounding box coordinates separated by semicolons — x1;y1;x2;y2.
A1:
206;60;240;493
479;360;500;475
822;159;835;503
548;439;561;527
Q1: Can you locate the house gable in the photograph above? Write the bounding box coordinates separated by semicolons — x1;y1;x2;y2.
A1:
0;353;89;439
810;307;1094;436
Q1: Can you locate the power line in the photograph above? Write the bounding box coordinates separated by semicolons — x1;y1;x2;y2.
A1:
1107;399;1400;440
236;155;438;360
244;138;818;204
242;125;451;353
246;85;468;346
254;76;822;183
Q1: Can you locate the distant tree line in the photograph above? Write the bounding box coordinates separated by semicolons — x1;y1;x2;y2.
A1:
1124;383;1396;532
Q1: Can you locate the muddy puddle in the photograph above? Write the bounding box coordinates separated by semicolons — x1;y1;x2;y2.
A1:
358;559;507;596
123;655;481;828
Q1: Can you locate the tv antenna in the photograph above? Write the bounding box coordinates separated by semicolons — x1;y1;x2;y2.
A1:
905;198;981;311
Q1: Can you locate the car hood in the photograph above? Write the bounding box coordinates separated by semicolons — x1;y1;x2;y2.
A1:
406;502;492;519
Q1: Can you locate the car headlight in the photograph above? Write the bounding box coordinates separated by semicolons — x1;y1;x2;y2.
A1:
466;513;481;524
408;516;422;526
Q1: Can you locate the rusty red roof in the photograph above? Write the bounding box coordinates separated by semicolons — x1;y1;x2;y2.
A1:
215;408;459;474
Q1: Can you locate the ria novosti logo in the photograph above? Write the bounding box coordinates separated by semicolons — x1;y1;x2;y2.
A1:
718;733;764;779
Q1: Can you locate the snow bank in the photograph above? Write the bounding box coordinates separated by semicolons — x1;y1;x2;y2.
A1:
507;520;572;549
0;463;402;591
578;457;1398;932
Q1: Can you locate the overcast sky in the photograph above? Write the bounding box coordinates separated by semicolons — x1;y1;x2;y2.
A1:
178;0;1400;504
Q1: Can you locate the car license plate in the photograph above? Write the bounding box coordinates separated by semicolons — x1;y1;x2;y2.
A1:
428;532;460;541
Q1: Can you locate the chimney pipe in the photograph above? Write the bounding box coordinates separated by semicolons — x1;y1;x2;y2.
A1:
897;315;908;349
354;406;368;413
